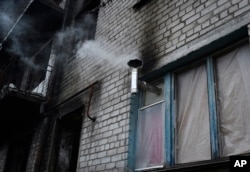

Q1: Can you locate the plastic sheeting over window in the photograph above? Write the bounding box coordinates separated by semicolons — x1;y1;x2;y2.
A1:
136;102;165;170
215;44;250;156
175;64;211;163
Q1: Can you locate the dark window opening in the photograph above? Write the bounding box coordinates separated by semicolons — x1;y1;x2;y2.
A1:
54;108;83;172
4;133;33;172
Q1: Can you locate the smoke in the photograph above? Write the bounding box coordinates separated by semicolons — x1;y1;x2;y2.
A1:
54;11;141;70
76;38;140;69
0;0;140;71
55;12;140;71
0;12;13;51
0;13;14;37
7;15;41;70
52;13;97;61
0;0;44;70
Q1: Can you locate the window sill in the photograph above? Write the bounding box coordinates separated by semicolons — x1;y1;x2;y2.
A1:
135;165;164;171
153;158;230;172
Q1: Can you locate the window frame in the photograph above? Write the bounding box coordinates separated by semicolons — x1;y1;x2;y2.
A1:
135;79;166;171
135;101;165;170
213;41;250;157
128;27;250;171
173;60;213;164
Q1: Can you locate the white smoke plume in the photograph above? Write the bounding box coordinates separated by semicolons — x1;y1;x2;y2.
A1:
76;38;140;69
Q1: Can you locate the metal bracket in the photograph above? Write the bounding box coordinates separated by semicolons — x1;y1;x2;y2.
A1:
139;81;162;95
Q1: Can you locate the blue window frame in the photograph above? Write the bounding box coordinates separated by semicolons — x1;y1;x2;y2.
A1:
128;37;250;171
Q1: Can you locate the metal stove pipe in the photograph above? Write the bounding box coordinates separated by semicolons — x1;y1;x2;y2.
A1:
127;59;161;95
127;59;142;94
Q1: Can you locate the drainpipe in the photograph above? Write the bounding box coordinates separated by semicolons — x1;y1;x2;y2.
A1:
86;83;97;122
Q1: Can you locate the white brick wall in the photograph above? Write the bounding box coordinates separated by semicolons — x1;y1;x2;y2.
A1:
54;0;250;171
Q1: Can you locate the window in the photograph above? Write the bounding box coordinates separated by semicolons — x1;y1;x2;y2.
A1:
175;63;211;163
53;108;83;171
135;82;165;170
129;40;250;171
215;44;250;157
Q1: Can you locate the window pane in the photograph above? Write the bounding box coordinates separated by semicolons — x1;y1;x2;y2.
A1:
175;64;211;163
136;102;164;169
215;44;250;156
144;82;164;106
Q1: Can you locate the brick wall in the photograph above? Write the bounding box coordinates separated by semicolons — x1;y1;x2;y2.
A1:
53;0;250;171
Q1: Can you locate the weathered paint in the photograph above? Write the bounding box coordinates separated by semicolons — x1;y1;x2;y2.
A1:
127;93;140;171
171;73;176;166
164;73;173;166
207;57;219;159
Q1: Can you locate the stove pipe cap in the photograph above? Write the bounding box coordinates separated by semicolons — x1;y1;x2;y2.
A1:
127;59;142;68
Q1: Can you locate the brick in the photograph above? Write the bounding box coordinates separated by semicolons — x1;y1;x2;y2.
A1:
186;13;200;24
109;123;119;130
232;0;241;4
108;135;118;143
229;5;239;14
195;4;205;13
234;5;250;16
118;133;126;140
186;33;200;42
220;10;228;19
201;3;217;16
113;127;123;135
80;161;87;168
194;25;202;32
182;10;196;21
107;149;117;156
117;147;126;154
111;154;122;162
202;20;211;28
96;164;106;171
110;109;120;117
171;23;185;33
103;131;112;138
106;162;116;169
101;157;111;164
213;2;231;15
210;16;219;24
239;0;248;8
217;0;228;6
93;159;101;165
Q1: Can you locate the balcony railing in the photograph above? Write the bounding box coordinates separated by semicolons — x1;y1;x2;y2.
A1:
0;55;54;99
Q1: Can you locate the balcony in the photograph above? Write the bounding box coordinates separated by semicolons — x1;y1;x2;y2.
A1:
0;0;64;102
